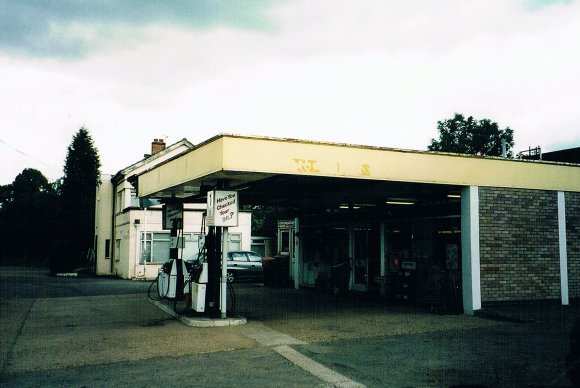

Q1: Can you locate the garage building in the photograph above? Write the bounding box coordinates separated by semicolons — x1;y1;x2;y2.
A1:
134;134;580;315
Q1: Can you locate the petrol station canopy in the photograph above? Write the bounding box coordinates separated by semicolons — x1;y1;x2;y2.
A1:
135;134;580;208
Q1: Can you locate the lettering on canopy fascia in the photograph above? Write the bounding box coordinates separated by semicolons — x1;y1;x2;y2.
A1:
361;164;370;176
293;158;320;173
293;158;371;177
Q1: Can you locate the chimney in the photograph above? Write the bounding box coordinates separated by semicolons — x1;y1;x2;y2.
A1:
151;138;166;155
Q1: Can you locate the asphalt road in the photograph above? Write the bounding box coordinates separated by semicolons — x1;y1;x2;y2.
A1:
0;267;151;299
296;322;571;387
3;347;323;387
1;267;577;387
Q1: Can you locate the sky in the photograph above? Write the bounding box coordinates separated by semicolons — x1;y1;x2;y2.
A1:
1;0;579;185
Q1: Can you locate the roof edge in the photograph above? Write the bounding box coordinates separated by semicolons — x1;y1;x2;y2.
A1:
112;138;194;183
134;133;580;184
216;133;579;167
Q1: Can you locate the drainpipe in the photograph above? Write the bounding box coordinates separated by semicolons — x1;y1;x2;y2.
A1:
133;219;140;279
143;207;147;277
110;182;116;274
133;208;148;280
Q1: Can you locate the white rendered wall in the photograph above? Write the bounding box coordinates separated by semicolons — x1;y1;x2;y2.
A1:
125;209;252;280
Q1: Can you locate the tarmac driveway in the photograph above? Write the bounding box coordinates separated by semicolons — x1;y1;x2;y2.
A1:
1;267;577;386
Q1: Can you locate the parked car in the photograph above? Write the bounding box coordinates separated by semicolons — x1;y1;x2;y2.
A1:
226;251;264;283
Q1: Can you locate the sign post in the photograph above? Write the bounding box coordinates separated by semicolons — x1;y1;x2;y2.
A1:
206;190;238;318
206;190;238;227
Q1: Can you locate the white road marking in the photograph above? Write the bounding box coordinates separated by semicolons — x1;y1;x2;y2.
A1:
242;324;365;387
273;345;366;388
241;324;306;346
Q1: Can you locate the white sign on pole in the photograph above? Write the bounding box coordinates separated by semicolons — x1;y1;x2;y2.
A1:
206;190;238;227
206;191;215;225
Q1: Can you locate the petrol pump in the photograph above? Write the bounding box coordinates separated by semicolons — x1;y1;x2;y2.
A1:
155;202;207;314
151;190;239;319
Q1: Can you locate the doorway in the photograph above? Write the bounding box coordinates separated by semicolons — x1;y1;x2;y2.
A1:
352;224;380;292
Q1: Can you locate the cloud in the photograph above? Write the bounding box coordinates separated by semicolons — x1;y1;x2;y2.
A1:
1;0;579;185
525;0;575;10
0;0;280;59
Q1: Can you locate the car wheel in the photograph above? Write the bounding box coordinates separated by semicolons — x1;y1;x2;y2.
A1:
227;271;235;283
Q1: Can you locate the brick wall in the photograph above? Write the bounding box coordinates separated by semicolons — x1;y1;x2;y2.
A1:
567;192;580;298
479;187;560;302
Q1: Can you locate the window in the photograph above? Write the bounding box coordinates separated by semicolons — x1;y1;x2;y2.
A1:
130;188;139;207
229;233;241;251
105;239;111;259
116;191;123;213
140;232;206;264
140;232;170;264
280;230;290;254
251;237;272;257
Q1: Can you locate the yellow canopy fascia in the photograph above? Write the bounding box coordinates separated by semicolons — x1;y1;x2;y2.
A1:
138;134;580;198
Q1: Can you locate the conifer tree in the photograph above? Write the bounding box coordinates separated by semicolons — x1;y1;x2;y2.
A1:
57;127;101;271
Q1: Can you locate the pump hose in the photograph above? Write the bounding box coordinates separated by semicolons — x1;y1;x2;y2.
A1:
227;281;236;314
147;273;163;301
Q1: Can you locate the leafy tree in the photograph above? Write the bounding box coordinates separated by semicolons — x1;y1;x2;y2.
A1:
56;127;101;272
0;169;58;264
0;168;51;209
428;113;514;157
0;183;12;209
11;168;52;200
250;205;287;237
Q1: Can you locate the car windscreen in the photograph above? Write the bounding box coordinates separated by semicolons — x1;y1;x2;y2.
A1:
247;253;263;262
230;252;247;261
